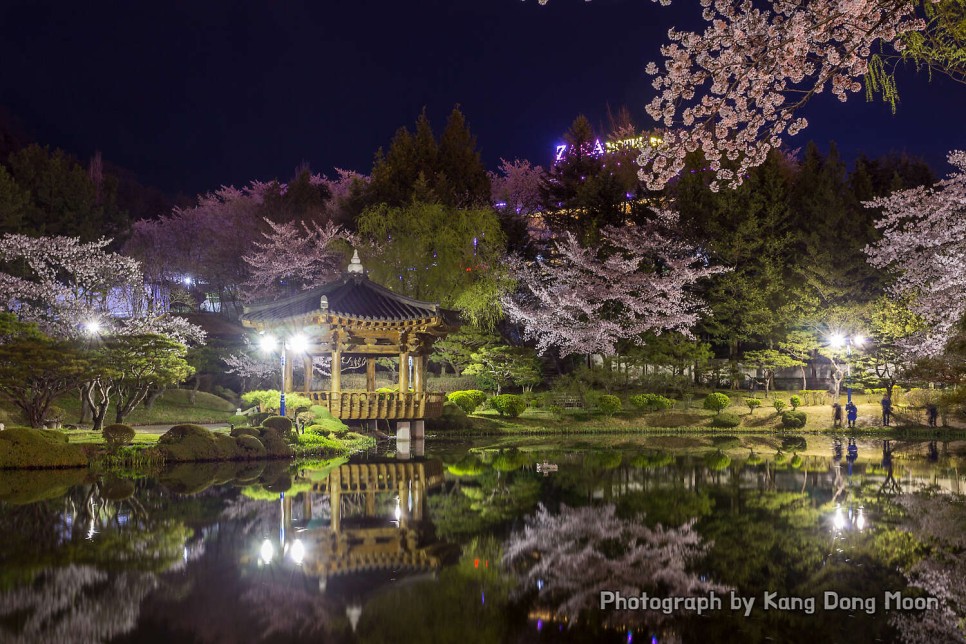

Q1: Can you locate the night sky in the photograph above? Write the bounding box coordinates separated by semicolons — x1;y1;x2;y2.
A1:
2;0;964;197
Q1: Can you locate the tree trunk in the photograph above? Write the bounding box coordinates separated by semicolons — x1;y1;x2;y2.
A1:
144;388;165;411
189;375;200;404
800;365;807;391
78;383;93;424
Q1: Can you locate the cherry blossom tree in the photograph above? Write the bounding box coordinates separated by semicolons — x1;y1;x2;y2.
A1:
865;150;966;356
0;233;204;345
490;158;546;217
503;503;729;628
242;218;349;300
504;213;725;356
537;0;964;192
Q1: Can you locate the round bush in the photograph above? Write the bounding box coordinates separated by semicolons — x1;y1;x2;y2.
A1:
235;435;267;459
448;391;480;414
703;392;732;414
704;450;732;471
263;416;293;434
781;436;807;451
710;412;741;428
427;401;472;430
746;451;764;466
745;398;762;413
781;410;807;429
597;395;622;416
711;435;741;449
227;414;250;427
230;427;261;439
631;450;674;469
773;399;787;413
790;454;804;469
448;455;486;477
629;393;674;412
491;394;527;418
102;423;135;447
789;395;802;410
774;450;788;465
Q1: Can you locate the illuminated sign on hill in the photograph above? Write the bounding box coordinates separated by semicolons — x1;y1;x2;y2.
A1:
553;135;663;162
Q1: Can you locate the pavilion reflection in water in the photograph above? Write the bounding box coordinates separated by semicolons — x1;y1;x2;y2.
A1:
247;455;453;590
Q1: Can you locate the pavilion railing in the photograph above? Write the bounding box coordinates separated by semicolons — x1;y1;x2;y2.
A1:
304;390;446;420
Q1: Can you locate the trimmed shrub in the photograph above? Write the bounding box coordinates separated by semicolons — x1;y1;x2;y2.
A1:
263;416;294;434
250;412;273;427
746;451;764;466
102;424;135;447
296;432;345;451
745;398;762;413
427;401;472;430
158;424;236;461
597;395;622;416
227;414;250;427
235;435;267;459
773;399;787;413
0;428;87;469
585;451;623;470
781;436;807;451
781;411;807;429
230;427;261;439
257;428;295;458
789;395;802;410
774;451;788;465
629;393;674;412
448;391;480;414
448;455;485;477
703;393;732;414
790;454;804;469
491;394;527;418
101;476;136;501
710;412;741;428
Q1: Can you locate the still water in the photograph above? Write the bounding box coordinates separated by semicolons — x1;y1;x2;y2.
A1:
1;434;965;644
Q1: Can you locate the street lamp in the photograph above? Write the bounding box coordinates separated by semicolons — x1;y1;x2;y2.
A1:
829;334;864;405
260;333;309;416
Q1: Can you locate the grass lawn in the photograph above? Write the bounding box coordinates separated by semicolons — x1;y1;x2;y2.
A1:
0;388;237;428
463;400;965;437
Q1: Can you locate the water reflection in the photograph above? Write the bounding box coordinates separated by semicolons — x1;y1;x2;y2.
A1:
0;437;965;642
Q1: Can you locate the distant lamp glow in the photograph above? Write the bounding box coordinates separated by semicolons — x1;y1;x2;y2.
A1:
259;335;277;352
84;320;102;335
183;275;193;285
288;334;309;353
259;538;275;564
853;335;865;347
289;539;305;565
830;334;845;349
856;509;866;531
393;498;402;521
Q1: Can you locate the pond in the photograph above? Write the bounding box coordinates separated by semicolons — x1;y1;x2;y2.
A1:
1;434;965;643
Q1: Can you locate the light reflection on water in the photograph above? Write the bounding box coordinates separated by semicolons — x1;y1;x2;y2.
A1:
0;435;965;643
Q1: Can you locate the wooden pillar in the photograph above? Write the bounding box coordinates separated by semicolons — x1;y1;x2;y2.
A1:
331;350;341;392
366;357;376;392
399;352;410;392
303;355;313;393
413;354;425;393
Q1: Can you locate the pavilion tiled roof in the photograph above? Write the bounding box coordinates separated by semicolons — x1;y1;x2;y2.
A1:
242;274;458;326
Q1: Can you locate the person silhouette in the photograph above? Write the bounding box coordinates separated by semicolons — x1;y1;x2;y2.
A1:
881;395;892;426
846;401;857;428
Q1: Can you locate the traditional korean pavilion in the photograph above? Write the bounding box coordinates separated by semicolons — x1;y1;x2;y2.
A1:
240;251;459;423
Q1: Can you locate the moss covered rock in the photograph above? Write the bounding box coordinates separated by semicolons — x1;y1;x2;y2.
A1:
0;427;88;469
426;401;471;430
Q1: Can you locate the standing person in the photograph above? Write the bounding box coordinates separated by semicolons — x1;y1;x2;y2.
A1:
881;395;892;426
927;403;939;427
846;401;858;428
832;402;843;428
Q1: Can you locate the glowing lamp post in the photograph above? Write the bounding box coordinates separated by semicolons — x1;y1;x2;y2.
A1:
260;333;309;416
829;334;864;405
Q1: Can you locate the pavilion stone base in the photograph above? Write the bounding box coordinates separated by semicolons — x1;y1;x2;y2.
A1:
395;421;425;460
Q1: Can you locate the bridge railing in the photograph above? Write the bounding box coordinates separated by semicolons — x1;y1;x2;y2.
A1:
304;390;446;420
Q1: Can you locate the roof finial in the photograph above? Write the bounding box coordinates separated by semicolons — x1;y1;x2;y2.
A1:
347;248;364;274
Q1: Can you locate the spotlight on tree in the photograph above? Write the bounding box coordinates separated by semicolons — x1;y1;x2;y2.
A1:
829;334;845;349
84;320;102;335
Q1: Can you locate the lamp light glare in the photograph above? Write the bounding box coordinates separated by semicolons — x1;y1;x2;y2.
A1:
830;334;845;349
853;335;865;347
84;320;101;335
259;335;277;352
289;539;305;565
259;538;275;564
288;334;309;353
833;507;846;530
